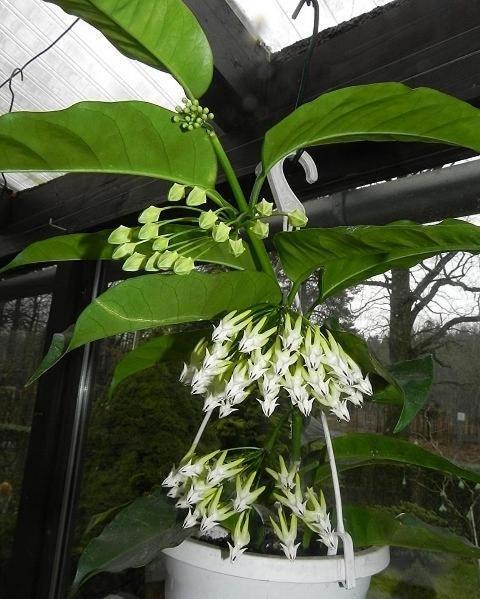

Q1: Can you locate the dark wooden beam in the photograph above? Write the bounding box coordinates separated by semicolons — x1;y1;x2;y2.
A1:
185;0;271;133
2;0;480;259
267;0;480;123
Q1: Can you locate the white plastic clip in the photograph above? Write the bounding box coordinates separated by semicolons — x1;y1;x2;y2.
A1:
256;151;318;223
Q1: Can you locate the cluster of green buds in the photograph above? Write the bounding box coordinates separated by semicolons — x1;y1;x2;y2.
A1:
107;184;309;275
107;184;247;274
172;97;214;133
162;449;265;561
180;307;372;421
248;198;308;241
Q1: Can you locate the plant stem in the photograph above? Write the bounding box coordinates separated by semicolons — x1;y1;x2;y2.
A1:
206;188;234;210
250;172;266;207
209;133;276;278
291;411;303;463
286;280;302;307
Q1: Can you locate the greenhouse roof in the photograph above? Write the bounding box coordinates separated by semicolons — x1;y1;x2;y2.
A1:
1;0;394;191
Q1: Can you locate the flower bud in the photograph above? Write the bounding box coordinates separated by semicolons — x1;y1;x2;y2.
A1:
174;256;195;275
152;236;169;251
108;225;133;244
249;220;269;239
229;238;245;257
122;252;146;271
199;210;218;230
256;199;273;217
212;222;231;243
157;250;179;269
168;183;186;201
145;252;160;271
288;209;308;228
112;242;137;260
138;223;160;240
138;205;162;224
187;186;207;206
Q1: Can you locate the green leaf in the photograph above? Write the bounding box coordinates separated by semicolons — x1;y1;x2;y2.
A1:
262;83;480;174
375;357;434;433
0;231;114;275
0;227;255;276
30;271;281;381
0;101;216;188
51;0;213;97
274;219;480;295
109;329;207;397
71;488;189;593
345;506;480;558
315;433;480;484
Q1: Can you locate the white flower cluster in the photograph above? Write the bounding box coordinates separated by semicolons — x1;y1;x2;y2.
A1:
162;450;264;562
180;308;372;421
267;456;337;557
163;451;335;561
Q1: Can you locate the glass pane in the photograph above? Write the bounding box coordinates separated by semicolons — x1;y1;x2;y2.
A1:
305;248;480;597
70;325;214;597
0;292;52;569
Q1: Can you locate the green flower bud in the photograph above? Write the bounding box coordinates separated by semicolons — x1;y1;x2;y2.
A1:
152;236;169;251
138;205;162;224
157;250;179;269
212;222;231;243
173;255;195;275
256;198;274;217
288;208;308;228
199;209;218;230
187;186;207;207
145;252;161;271
168;183;186;202
249;220;269;239
138;222;160;240
122;252;146;272
108;225;133;245
112;242;137;260
229;238;245;257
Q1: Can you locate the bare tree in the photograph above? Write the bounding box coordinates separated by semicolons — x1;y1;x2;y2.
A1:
352;253;480;364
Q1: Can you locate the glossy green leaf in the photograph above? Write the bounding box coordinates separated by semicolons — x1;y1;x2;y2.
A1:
314;433;480;484
30;271;281;382
376;357;434;433
0;231;114;275
274;219;480;295
0;228;255;276
51;0;213;97
262;83;480;174
72;488;189;593
345;506;480;558
109;329;207;397
0;101;217;188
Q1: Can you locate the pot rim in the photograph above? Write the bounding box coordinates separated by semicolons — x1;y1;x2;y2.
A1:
162;538;390;583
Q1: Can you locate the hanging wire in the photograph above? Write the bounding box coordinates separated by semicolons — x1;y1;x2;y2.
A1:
0;18;80;196
290;0;320;164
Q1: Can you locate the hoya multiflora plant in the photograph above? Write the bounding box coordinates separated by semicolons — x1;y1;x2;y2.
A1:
161;304;372;560
2;0;480;589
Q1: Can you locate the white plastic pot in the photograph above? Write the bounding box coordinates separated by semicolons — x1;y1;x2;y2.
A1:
160;539;390;599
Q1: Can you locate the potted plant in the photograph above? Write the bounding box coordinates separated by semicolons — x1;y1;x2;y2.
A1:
1;1;480;597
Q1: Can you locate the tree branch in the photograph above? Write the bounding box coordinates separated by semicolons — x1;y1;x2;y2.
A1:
413;314;480;353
